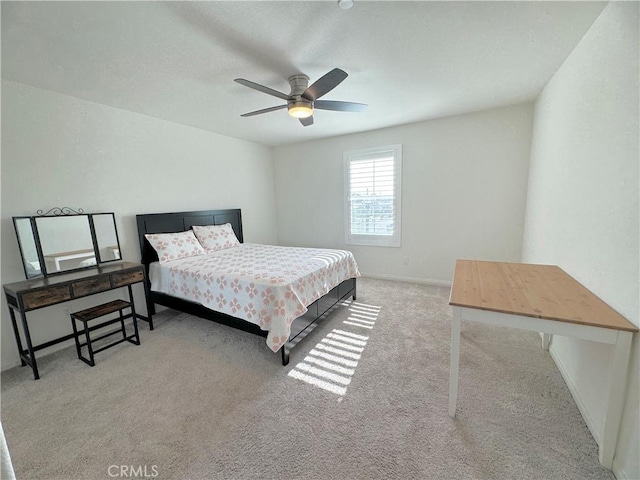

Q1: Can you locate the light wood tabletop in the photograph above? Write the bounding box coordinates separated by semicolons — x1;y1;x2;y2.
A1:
448;259;637;469
449;260;637;332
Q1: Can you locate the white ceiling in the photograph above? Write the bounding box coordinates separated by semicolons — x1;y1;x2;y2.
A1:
1;1;606;147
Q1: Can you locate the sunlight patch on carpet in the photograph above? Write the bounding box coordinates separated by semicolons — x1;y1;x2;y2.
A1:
288;300;381;398
342;299;381;329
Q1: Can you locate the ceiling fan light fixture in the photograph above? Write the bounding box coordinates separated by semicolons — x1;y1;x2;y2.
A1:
237;68;365;126
288;102;314;118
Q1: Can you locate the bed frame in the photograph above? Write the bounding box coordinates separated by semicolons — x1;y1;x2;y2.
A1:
135;209;357;365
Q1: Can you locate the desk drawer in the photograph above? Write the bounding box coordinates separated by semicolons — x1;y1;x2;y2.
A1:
72;276;111;298
111;269;144;287
22;285;72;311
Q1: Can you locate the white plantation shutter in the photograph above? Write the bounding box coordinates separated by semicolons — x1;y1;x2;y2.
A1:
344;145;402;247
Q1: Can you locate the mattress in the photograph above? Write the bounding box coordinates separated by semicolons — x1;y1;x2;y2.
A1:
149;243;360;352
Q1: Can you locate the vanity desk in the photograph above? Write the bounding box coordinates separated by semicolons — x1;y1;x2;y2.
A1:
4;261;149;380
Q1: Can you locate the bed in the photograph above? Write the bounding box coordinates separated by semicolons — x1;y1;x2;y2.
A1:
136;209;359;365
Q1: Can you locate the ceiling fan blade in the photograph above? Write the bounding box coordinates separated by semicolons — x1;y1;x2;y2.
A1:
241;105;287;117
299;116;314;127
234;78;290;101
302;68;348;101
314;100;368;112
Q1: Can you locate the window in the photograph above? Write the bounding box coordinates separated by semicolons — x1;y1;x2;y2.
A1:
344;144;402;247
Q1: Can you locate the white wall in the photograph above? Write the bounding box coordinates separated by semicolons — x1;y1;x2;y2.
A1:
522;3;639;478
1;80;277;369
274;103;533;283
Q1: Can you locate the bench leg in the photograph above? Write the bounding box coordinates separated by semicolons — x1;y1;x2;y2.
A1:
83;321;95;367
119;309;127;341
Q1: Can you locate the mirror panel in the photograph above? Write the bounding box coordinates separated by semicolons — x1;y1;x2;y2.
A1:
92;213;121;263
35;215;96;275
13;217;42;279
12;211;123;279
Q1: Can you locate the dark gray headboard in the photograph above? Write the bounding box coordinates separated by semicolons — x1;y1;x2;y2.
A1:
135;209;243;266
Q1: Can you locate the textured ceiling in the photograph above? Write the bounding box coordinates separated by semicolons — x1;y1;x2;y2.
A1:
1;1;606;147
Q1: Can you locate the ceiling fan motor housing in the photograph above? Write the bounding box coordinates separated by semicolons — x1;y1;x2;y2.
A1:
288;74;311;97
287;74;313;117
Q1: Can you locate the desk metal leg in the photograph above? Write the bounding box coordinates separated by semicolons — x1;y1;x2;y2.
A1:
600;330;633;469
8;307;27;367
448;307;462;417
18;309;39;380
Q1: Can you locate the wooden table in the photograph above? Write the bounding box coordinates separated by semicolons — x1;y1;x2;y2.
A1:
448;260;637;469
4;262;150;380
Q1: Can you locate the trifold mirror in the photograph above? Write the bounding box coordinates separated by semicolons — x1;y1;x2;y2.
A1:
13;209;122;279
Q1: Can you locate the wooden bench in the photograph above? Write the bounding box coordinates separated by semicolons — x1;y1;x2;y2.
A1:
70;299;140;367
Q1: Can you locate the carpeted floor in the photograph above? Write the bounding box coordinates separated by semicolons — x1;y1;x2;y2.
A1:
1;277;615;480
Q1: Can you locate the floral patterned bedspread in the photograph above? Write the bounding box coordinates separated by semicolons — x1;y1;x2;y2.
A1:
150;243;360;352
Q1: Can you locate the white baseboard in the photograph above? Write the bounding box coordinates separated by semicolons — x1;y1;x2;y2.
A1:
1;338;78;372
613;462;630;480
1;358;23;372
548;345;601;446
360;272;452;287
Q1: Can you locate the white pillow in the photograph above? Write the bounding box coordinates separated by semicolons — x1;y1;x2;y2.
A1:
145;230;206;264
192;223;240;253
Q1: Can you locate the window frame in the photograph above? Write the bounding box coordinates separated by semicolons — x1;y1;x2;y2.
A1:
343;144;402;247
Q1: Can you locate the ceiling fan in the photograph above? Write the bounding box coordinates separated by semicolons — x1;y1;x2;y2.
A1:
234;68;367;127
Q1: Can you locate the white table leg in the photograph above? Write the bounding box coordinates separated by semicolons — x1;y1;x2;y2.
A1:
449;307;462;417
599;330;633;469
542;333;552;351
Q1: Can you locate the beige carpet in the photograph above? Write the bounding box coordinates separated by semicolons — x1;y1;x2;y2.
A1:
1;277;614;480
